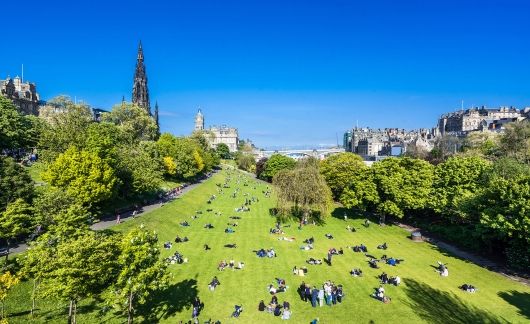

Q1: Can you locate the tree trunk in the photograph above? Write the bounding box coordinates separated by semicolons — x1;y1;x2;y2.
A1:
127;292;134;324
381;213;386;225
4;240;10;263
31;279;37;316
72;300;77;324
68;299;73;324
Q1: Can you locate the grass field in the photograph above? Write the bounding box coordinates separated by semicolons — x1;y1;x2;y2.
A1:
5;167;530;323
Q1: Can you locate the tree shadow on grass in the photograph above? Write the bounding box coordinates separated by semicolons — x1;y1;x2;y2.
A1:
136;278;198;322
498;291;530;319
403;278;506;324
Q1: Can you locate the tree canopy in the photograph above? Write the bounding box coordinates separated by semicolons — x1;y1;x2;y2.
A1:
320;152;366;200
259;154;296;182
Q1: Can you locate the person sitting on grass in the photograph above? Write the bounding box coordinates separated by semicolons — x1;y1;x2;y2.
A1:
258;300;266;311
231;305;243;318
377;242;388;250
236;261;245;269
204;223;214;229
460;284;477;293
218;260;228;271
208;276;220;291
204;244;211;251
163;242;172;249
379;272;389;284
346;225;356;232
225;227;235;233
175;236;189;243
304;237;315;244
281;307;291;320
269;284;277;294
350;268;363;277
180;221;190;227
300;243;314;250
325;233;334;239
256;249;267;257
389;275;401;286
273;304;282;316
437;261;449;277
267;248;277;258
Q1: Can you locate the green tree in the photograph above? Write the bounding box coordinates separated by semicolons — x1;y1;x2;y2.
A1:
102;103;157;143
273;163;333;222
38;97;94;161
237;154;256;172
476;176;530;270
255;157;268;179
116;143;164;198
157;134;205;179
0;272;19;319
216;143;231;159
20;237;56;316
43;147;118;207
372;157;434;224
0;156;34;212
259;154;296;182
339;168;379;212
431;156;491;222
107;226;167;324
0;199;34;261
320;152;366;200
0;97;40;150
39;231;121;324
85;122;122;163
499;120;530;164
33;187;90;236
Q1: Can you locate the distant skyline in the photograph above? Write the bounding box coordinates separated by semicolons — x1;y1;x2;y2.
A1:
1;0;529;147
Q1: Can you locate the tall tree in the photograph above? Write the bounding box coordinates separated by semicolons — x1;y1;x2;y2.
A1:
431;156;491;222
43;147;118;207
273;163;333;222
372;157;434;224
38;97;94;161
116;143;163;198
259;154;296;182
102;103;158;143
0;96;39;150
0;272;19;319
0;157;34;212
320;152;366;200
237;154;256;172
39;231;121;324
107;226;167;324
499;120;530;164
216;143;231;159
0;199;34;261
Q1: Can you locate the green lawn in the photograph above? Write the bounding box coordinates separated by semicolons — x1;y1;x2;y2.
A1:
6;168;530;323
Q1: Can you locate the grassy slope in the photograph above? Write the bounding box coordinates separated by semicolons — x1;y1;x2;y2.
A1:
6;168;530;323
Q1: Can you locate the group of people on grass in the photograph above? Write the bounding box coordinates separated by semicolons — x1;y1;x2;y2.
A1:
298;281;344;308
256;248;276;258
217;259;245;271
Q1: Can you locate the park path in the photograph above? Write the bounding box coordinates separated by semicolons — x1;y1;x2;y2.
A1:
396;222;529;286
9;170;218;254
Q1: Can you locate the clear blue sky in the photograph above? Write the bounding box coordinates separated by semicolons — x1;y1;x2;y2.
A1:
1;0;529;148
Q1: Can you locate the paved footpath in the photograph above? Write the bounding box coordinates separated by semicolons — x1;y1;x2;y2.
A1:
9;171;217;254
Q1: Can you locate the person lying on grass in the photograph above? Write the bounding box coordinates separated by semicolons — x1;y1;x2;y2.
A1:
300;243;314;250
278;236;296;242
175;236;189;243
306;258;323;265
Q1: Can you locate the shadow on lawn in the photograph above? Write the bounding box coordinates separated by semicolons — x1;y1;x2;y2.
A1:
137;278;198;322
403;278;505;324
498;290;530;319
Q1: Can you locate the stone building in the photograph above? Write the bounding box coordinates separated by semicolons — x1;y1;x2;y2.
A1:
345;126;435;159
437;106;525;135
194;109;239;152
0;76;40;115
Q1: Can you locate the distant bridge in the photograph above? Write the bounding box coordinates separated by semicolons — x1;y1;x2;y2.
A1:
259;148;345;160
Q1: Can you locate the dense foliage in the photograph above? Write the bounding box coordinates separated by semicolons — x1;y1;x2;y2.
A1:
258;154;296;182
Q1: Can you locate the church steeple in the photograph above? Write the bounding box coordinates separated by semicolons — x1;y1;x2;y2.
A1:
194;109;204;131
132;41;150;114
154;101;160;138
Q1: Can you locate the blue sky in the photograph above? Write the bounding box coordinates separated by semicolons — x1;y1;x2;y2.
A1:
1;0;529;148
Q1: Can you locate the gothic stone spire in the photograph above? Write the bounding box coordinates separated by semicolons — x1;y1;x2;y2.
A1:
132;41;150;114
154;101;160;138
